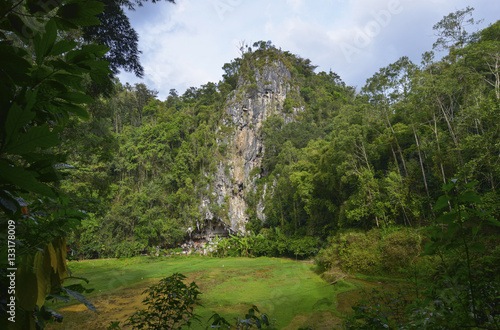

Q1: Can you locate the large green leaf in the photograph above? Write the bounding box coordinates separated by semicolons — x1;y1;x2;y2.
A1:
443;222;459;240
89;66;111;84
442;182;454;192
458;190;482;204
47;58;81;73
54;237;69;279
33;249;52;308
61;287;97;311
7;13;34;42
464;181;479;189
3;125;61;155
50;40;78;57
53;16;77;30
84;59;112;80
485;216;500;227
65;45;109;68
438;211;457;224
16;255;38;311
81;44;110;58
30;65;54;84
25;0;60;15
469;242;486;254
472;225;481;236
58;92;94;104
434;194;451;211
56;1;103;27
0;43;31;77
0;160;56;198
34;19;57;64
0;191;18;213
47;71;84;91
4;91;37;147
44;80;69;94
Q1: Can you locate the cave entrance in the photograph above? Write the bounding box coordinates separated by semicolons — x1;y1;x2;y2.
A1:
191;218;235;240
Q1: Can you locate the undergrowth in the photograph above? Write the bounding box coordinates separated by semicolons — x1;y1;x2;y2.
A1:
326;180;500;329
315;226;425;277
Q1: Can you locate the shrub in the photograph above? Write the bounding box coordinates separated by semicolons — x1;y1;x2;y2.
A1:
315;241;338;273
288;236;320;259
209;232;320;259
380;228;423;274
336;230;382;274
251;234;275;256
113;241;143;258
126;273;202;329
316;228;426;276
208;305;277;329
343;288;414;329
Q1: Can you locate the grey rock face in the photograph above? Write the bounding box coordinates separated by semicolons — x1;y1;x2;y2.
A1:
202;59;300;233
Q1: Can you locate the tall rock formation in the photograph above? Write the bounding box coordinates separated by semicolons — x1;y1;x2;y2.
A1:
199;56;302;234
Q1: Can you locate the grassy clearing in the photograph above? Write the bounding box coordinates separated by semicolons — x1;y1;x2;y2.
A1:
47;256;363;329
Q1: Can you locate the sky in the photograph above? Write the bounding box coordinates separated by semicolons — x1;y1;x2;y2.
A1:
117;0;500;100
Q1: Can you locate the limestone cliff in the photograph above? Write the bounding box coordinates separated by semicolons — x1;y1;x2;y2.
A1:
199;57;303;234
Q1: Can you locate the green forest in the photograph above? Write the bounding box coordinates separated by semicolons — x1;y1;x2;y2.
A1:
1;1;500;329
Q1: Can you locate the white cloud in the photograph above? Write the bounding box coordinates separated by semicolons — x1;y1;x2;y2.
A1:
117;0;500;99
286;0;303;13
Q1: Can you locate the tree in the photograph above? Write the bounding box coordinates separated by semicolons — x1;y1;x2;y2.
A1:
432;6;481;51
462;21;500;99
83;0;175;77
0;0;112;328
363;57;414;178
221;57;242;89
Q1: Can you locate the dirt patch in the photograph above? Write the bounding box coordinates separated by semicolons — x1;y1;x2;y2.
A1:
72;258;118;262
49;273;215;329
284;310;342;329
255;268;271;278
187;270;229;293
335;278;397;314
47;279;156;330
336;290;365;313
211;302;255;317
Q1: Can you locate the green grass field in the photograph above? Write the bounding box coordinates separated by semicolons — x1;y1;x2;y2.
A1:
47;256;366;329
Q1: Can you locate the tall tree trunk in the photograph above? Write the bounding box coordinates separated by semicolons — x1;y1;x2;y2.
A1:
429;71;464;167
431;111;447;183
278;193;285;230
383;108;408;176
412;124;430;198
384;120;403;178
412;123;436;218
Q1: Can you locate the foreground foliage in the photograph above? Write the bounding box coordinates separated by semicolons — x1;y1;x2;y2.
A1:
126;273;201;329
0;0;110;328
342;180;500;329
